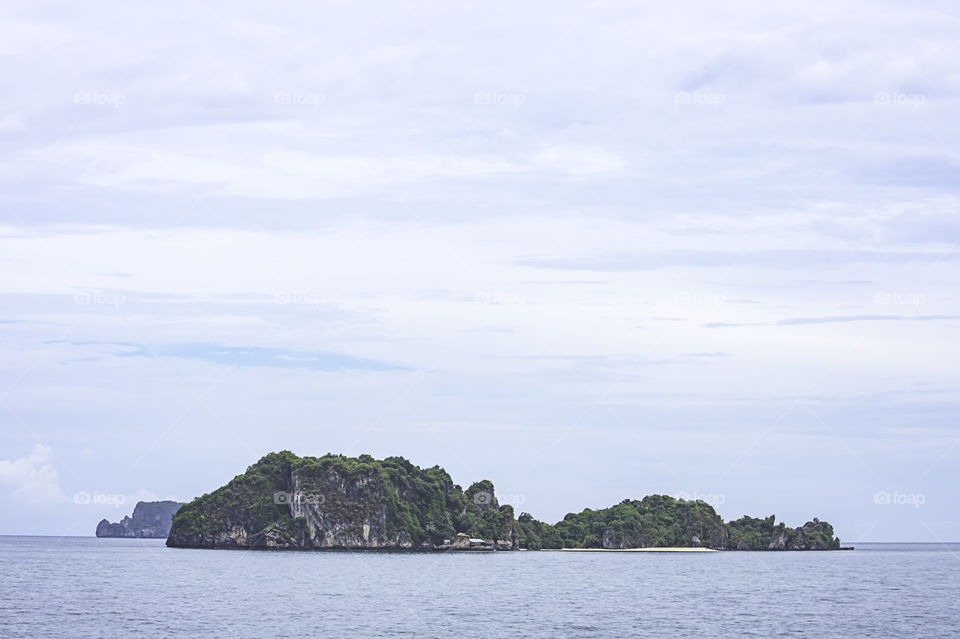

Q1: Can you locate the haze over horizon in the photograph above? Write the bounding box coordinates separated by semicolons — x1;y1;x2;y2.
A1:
1;1;958;541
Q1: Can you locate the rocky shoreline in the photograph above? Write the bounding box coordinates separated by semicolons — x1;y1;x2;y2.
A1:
96;500;184;538
165;451;845;552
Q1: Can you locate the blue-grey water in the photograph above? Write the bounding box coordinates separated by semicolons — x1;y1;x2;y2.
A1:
1;537;958;638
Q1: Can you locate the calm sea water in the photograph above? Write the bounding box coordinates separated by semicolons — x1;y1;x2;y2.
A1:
1;537;958;638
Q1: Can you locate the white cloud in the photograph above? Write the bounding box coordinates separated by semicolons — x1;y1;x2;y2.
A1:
0;444;65;505
0;112;25;133
23;140;623;200
0;0;958;539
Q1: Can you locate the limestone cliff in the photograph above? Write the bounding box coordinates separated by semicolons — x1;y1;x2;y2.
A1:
166;451;842;552
166;452;518;550
517;498;842;550
96;500;184;538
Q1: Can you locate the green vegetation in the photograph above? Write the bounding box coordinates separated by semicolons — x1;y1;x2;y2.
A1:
725;514;777;549
726;515;840;550
170;450;302;545
515;499;840;550
542;496;726;549
168;451;841;551
168;451;518;549
516;511;563;550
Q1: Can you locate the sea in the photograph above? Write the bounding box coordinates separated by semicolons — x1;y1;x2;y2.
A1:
0;537;957;638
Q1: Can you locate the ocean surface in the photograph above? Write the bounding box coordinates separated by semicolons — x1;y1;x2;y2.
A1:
1;537;958;638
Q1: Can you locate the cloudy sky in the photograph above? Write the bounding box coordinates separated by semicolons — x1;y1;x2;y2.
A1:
1;1;957;541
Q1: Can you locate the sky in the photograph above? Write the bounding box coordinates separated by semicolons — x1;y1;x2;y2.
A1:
0;0;958;541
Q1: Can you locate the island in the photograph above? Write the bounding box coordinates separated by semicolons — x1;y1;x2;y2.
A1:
165;451;843;551
96;500;184;538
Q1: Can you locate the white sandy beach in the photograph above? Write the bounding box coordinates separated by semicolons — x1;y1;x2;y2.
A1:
548;547;717;553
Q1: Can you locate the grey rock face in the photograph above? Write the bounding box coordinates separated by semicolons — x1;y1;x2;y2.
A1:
95;501;184;538
768;530;789;550
167;456;518;551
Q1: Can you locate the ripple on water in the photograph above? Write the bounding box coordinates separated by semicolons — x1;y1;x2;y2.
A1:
1;538;959;638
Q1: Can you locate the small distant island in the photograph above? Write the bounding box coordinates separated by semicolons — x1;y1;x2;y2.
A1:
165;452;844;551
96;500;184;538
